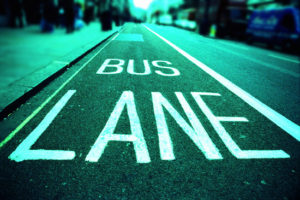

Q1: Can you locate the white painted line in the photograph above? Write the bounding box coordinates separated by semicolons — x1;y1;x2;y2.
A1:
0;31;121;149
268;54;300;64
112;32;120;40
194;92;221;96
9;90;76;162
218;41;249;51
143;24;300;142
216;117;249;122
213;45;300;78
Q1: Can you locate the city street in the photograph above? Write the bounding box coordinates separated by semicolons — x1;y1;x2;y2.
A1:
0;23;299;199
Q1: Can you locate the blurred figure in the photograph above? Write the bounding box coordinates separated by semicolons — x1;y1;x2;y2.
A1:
41;0;58;32
84;0;95;25
74;2;85;30
61;0;75;33
8;0;25;28
112;7;121;26
97;0;112;31
57;3;65;28
199;0;211;35
22;0;42;25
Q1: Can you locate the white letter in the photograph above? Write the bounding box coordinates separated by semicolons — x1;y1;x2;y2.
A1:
96;59;124;74
127;59;151;75
9;90;76;162
153;61;180;76
192;92;290;159
86;91;150;163
152;92;222;160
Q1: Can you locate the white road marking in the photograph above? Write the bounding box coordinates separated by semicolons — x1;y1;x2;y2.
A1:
218;41;249;51
112;32;120;40
127;59;151;75
152;92;223;160
9;90;76;162
214;45;300;78
193;92;220;96
144;24;300;142
152;60;180;76
192;92;290;159
0;30;121;149
97;59;180;76
268;54;300;64
86;91;150;163
216;117;249;122
96;58;125;74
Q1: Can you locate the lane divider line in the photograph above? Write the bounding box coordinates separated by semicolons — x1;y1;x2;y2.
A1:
212;46;299;78
268;54;300;64
0;31;121;149
218;41;249;51
143;24;300;142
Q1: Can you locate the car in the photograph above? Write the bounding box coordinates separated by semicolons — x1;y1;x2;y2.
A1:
246;7;300;51
158;14;173;25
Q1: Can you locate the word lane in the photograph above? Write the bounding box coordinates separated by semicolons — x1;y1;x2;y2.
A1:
9;90;290;163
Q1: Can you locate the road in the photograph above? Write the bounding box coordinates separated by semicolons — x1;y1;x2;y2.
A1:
0;23;299;199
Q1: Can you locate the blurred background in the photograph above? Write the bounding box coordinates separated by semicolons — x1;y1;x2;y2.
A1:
0;0;299;52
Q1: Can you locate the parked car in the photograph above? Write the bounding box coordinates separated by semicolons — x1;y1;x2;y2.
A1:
157;14;173;25
246;7;300;51
174;8;197;30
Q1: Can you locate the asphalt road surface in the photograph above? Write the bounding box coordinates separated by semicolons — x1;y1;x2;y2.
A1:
0;23;299;200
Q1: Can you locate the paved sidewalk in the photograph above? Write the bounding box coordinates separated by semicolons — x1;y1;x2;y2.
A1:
0;22;119;117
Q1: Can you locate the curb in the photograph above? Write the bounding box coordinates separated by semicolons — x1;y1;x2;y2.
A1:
0;30;119;121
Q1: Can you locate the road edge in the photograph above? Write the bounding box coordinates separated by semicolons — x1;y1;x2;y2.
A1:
0;29;120;121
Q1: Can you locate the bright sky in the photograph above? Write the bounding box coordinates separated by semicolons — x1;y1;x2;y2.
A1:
133;0;153;10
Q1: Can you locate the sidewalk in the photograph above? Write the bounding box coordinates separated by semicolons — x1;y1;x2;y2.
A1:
0;22;119;118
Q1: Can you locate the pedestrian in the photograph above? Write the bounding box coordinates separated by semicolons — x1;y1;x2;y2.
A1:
74;2;85;30
97;0;112;31
61;0;75;33
8;0;25;28
84;0;95;25
41;0;58;32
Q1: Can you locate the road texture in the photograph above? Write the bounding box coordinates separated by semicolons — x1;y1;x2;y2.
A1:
0;23;299;199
